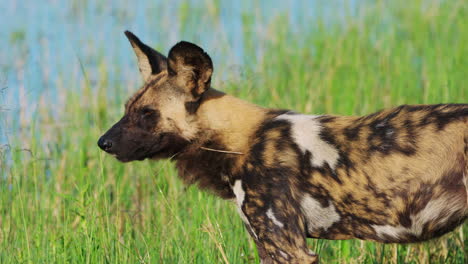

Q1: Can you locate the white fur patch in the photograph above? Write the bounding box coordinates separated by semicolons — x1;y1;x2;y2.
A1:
279;250;289;260
276;114;340;170
232;180;258;239
301;194;340;233
372;195;466;240
464;172;468;206
371;225;408;239
266;208;284;228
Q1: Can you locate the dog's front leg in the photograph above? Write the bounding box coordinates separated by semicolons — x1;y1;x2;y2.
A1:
232;180;318;264
243;201;318;264
241;224;274;264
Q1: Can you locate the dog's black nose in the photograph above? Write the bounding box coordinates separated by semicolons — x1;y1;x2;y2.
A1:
98;137;113;152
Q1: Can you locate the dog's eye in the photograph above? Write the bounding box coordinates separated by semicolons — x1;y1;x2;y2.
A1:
137;107;160;129
140;107;155;117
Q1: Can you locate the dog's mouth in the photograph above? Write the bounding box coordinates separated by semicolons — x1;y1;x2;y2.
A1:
113;139;169;163
114;147;163;163
106;133;190;163
114;155;133;163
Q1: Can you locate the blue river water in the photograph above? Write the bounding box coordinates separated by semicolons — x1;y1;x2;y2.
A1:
0;0;359;149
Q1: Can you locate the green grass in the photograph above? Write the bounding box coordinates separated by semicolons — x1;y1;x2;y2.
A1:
1;0;467;263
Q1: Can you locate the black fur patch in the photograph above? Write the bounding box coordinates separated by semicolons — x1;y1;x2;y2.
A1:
176;139;235;199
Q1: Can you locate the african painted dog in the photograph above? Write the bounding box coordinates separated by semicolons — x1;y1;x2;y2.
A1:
98;31;468;264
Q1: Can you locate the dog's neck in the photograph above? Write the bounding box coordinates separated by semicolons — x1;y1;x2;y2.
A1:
197;88;268;154
175;88;268;198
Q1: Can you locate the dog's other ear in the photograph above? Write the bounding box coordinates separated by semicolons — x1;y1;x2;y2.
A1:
167;41;213;99
124;31;167;82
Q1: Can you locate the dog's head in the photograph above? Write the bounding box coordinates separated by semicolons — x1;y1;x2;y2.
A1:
98;31;213;162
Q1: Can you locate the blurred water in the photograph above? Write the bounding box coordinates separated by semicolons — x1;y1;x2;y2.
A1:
0;0;359;147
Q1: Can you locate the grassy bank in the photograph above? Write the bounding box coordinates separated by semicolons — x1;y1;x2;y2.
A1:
0;0;466;263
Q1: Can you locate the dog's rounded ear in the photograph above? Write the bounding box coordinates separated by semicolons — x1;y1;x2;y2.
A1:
167;41;213;99
124;31;167;82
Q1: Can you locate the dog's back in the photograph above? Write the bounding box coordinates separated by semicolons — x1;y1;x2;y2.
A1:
270;104;467;243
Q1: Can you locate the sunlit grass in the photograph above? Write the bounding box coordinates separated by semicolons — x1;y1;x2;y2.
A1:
0;0;467;263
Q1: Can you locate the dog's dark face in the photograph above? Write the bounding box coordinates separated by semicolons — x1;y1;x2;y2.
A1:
98;31;213;162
